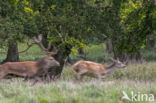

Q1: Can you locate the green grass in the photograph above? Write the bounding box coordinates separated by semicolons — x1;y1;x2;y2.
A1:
0;79;155;103
0;62;155;103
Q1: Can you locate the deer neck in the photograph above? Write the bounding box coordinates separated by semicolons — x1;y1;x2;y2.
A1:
105;63;118;74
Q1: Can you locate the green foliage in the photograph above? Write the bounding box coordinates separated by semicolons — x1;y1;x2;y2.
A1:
24;0;98;53
0;0;97;54
0;0;155;62
86;0;155;55
0;0;29;47
117;0;155;53
48;35;87;53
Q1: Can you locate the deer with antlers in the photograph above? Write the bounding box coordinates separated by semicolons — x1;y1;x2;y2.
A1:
0;35;60;81
73;59;126;81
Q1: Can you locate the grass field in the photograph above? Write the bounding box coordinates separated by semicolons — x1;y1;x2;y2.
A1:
0;43;155;103
0;79;155;103
0;63;155;103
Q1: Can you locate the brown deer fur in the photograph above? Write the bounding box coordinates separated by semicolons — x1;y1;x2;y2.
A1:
73;59;126;81
0;56;60;80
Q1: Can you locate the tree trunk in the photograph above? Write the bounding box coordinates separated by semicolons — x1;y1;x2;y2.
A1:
45;44;71;80
106;39;113;53
77;47;87;60
78;47;85;54
48;51;68;79
65;56;73;65
146;38;155;50
2;42;19;63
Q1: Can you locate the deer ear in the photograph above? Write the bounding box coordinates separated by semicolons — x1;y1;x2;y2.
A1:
117;58;120;61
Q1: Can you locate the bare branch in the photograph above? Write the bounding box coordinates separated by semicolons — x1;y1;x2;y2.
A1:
111;58;118;62
0;35;58;55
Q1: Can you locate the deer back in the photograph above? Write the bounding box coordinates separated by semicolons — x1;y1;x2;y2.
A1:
73;60;107;74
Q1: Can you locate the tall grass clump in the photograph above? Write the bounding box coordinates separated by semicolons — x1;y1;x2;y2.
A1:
106;62;156;81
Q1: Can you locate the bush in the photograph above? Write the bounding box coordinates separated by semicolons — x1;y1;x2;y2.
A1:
142;50;156;61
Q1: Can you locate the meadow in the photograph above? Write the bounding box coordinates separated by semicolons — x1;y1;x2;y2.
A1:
0;44;155;103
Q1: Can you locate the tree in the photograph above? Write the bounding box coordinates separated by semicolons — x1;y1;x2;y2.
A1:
115;0;155;63
21;0;94;79
87;0;155;64
0;0;26;63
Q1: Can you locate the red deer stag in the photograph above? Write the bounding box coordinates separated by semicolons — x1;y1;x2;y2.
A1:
73;59;126;81
0;35;60;81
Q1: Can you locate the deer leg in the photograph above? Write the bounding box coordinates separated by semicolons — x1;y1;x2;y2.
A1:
46;74;51;83
75;74;81;81
31;76;41;86
101;73;108;79
23;76;29;81
75;74;84;82
101;75;107;79
79;75;84;81
75;70;87;81
43;74;51;83
96;74;102;81
0;72;7;80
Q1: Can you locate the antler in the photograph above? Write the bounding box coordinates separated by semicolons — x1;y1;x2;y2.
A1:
33;34;58;56
111;58;117;62
124;59;128;65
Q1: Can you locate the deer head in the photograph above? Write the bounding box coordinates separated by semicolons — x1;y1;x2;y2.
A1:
111;58;126;68
33;34;60;68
